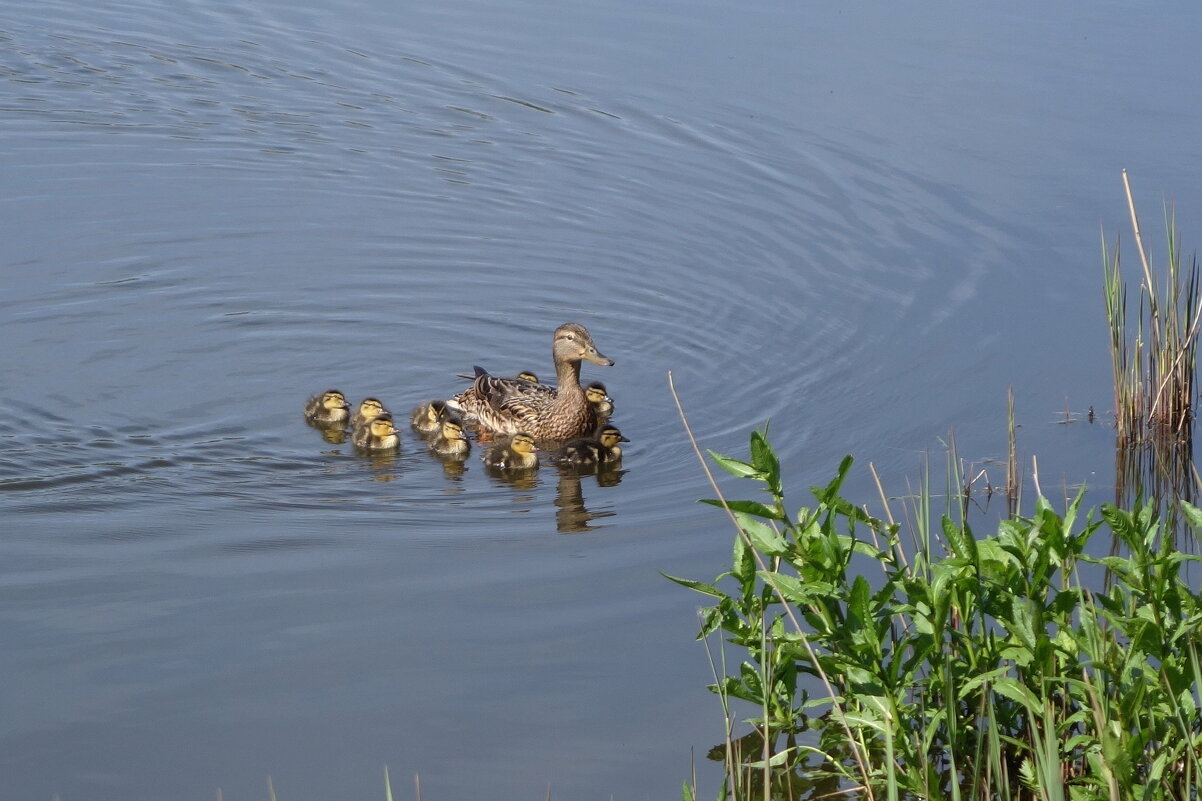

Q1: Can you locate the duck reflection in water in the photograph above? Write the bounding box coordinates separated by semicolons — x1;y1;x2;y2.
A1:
361;450;401;482
553;465;625;533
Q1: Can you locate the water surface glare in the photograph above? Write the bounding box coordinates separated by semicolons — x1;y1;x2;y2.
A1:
4;0;1202;798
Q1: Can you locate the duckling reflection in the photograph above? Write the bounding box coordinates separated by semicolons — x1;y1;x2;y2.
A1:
305;389;350;427
363;450;401;480
352;413;400;451
315;425;348;445
427;417;470;460
410;399;449;435
551;466;624;533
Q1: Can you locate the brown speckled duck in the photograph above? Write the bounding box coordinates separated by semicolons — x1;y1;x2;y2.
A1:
448;323;613;440
456;370;539;384
305;389;351;426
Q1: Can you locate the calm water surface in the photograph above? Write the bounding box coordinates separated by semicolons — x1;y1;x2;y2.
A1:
3;1;1201;799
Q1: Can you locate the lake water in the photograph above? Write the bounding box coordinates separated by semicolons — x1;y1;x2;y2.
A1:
3;1;1201;799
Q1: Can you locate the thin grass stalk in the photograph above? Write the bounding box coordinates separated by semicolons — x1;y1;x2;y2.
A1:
699;613;741;799
668;371;876;801
758;619;771;801
1007;386;1019;517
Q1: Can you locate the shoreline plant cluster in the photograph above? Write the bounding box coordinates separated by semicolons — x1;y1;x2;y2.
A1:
670;429;1202;801
670;176;1202;801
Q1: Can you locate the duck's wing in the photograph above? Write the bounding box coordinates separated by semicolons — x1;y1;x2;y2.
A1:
474;372;555;417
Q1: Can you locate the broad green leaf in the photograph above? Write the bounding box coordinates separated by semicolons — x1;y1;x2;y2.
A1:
990;676;1041;715
735;512;787;554
708;450;762;479
699;498;785;520
760;571;814;604
660;572;727;599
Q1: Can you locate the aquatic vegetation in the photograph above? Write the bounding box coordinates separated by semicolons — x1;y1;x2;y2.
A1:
668;425;1202;801
1104;171;1200;511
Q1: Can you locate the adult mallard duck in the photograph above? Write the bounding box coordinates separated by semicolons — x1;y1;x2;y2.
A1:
305;389;351;426
352;413;400;451
483;432;539;471
448;322;614;440
427;416;471;459
410;399;449;435
551;425;629;467
351;397;388;430
455;369;539;384
585;382;614;422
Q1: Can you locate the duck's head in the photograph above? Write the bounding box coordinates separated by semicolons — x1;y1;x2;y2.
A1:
597;425;629;450
510;432;537;454
369;414;398;439
440;418;467;441
516;371;539;383
585;382;612;406
553;323;614;367
322;390;351;412
357;397;386;419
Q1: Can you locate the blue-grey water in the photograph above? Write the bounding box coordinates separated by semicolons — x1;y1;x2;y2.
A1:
3;1;1201;799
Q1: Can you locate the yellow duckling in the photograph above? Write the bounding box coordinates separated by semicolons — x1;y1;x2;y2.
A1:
427;417;471;459
351;413;400;451
449;322;614;440
483;432;539;471
553;425;629;467
585;382;614;422
410;400;450;435
305;389;351;426
351;397;388;429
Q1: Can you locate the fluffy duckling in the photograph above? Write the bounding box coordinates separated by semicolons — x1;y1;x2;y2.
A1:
351;397;388;429
427;417;471;459
585;382;614;421
305;389;351;426
553;425;629;467
352;413;400;451
483;432;539;471
410;400;450;435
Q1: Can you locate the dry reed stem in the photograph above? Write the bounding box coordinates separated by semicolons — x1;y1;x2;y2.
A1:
1123;169;1157;320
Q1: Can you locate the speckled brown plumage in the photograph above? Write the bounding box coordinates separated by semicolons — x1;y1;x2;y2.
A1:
448;322;613;441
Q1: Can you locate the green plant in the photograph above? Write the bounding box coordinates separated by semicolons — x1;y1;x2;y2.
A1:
669;428;1202;801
